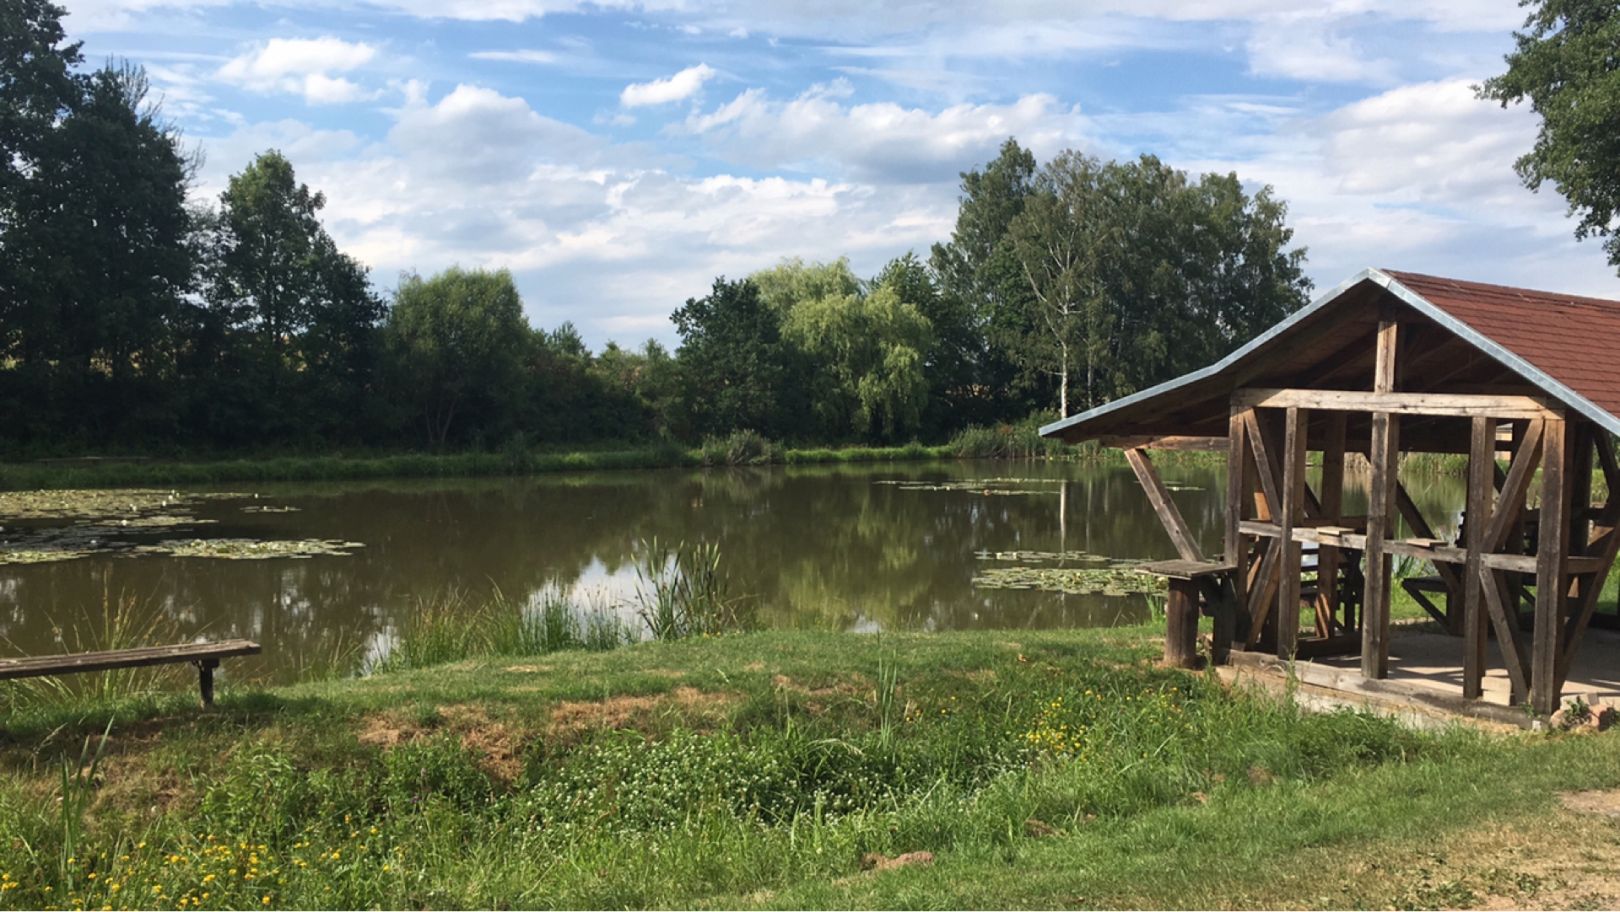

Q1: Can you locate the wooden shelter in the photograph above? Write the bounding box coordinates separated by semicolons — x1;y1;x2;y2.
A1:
1041;268;1620;716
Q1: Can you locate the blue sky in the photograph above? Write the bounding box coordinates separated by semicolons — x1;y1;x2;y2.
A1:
61;0;1620;347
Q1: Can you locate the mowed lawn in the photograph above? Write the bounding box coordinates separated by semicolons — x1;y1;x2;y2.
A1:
1;627;1618;909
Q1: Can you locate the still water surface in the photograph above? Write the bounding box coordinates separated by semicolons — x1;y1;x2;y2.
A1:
0;460;1466;680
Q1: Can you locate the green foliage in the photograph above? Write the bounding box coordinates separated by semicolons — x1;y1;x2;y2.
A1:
782;281;934;440
1005;152;1310;415
1479;0;1620;271
1;60;195;444
197;150;385;444
385;267;530;448
671;277;796;438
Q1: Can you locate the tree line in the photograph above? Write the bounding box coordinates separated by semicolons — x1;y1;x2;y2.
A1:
1;0;1314;456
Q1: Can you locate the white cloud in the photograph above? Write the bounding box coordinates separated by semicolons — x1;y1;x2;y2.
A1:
1162;77;1619;298
620;63;716;107
387;83;602;184
1244;14;1399;84
684;80;1093;183
469;49;559;64
217;37;379;104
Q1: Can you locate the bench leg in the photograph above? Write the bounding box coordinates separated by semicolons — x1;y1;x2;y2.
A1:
196;659;219;707
1164;579;1202;669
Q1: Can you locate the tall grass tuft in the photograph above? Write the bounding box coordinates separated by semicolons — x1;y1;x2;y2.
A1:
56;719;113;893
948;419;1070;459
376;585;631;673
698;430;782;466
2;586;184;711
631;537;755;640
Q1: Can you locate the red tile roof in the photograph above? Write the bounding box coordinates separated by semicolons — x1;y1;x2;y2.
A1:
1386;270;1620;425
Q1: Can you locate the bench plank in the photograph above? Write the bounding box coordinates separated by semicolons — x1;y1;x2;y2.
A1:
1135;560;1236;581
0;639;260;680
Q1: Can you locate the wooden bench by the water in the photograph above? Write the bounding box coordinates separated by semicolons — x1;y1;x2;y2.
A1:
0;640;260;706
1135;560;1235;669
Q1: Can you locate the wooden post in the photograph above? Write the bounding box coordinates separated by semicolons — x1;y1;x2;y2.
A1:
1316;412;1347;636
1165;579;1200;669
1220;406;1248;661
1532;416;1569;716
1362;321;1401;679
1570;423;1593;556
1463;416;1496;699
1277;407;1308;658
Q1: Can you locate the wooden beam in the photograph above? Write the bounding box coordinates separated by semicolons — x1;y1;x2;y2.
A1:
1246;540;1281;648
1482;419;1546;552
1096;435;1229;452
1561;522;1620;685
1480;563;1531;702
1232;388;1560;420
1597;435;1620;524
1125;447;1204;563
1463;416;1495;699
1532;416;1569;716
1277;407;1308;658
1241;409;1282;520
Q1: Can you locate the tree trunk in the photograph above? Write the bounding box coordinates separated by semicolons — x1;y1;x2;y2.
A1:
1059;339;1070;417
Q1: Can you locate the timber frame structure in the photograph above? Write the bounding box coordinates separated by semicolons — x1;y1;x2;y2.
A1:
1042;268;1620;716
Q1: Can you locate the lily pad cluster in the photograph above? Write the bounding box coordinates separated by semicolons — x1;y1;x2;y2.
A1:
975;549;1113;564
875;479;1053;496
0;488;349;566
972;566;1166;597
136;538;365;560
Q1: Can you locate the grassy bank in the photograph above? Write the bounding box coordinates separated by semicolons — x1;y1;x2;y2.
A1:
0;425;1074;492
1;625;1616;910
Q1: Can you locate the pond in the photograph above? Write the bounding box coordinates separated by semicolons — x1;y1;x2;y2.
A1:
0;459;1467;681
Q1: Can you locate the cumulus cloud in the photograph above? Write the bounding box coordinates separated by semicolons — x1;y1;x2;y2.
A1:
1164;78;1617;297
387;84;602;184
217;37;379;104
621;64;717;107
683;79;1092;183
1244;14;1399;84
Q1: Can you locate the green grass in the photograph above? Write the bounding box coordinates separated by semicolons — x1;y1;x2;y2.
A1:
1;625;1614;910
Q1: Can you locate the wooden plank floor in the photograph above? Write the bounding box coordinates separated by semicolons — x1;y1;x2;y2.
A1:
1309;627;1620;707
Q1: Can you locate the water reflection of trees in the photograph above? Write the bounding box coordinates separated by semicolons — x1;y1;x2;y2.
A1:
0;461;1470;679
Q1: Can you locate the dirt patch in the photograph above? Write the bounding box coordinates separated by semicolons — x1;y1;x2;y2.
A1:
860;851;935;872
743;661;766;672
1559;789;1620;819
547;686;741;738
358;703;527;784
1321;808;1620;910
770;674;869;714
502;664;553;674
